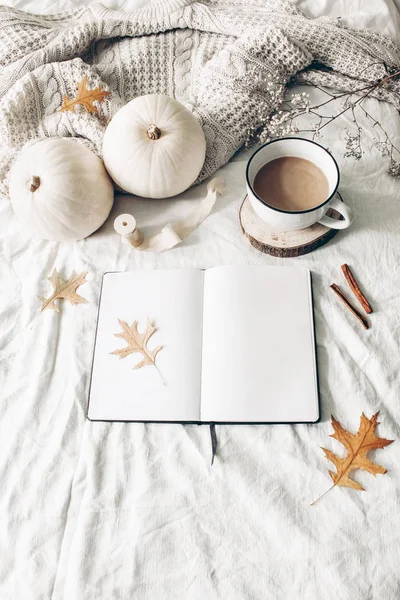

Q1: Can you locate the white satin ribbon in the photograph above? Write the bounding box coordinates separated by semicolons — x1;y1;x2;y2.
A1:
114;177;228;253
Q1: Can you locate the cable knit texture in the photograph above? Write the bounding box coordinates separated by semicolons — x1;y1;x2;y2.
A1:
0;0;400;196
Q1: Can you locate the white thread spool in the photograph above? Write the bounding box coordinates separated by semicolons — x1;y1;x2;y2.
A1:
114;213;144;247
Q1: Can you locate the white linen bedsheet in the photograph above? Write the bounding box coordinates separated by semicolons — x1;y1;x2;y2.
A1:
1;1;400;598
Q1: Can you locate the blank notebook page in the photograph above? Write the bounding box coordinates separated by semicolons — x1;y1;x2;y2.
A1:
88;270;204;422
200;266;319;423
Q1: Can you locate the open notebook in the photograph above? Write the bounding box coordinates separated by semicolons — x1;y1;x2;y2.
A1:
87;266;319;423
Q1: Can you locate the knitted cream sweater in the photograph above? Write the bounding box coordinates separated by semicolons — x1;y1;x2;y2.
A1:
0;0;399;196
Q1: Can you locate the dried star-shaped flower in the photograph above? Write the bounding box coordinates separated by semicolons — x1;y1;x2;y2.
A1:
38;269;88;312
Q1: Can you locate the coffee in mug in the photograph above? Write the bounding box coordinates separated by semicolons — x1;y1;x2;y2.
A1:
253;156;329;212
246;138;353;231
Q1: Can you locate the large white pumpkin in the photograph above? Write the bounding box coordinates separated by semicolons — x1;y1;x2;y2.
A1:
102;94;206;198
9;138;114;242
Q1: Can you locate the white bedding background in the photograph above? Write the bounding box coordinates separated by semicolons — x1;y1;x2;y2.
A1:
1;1;400;598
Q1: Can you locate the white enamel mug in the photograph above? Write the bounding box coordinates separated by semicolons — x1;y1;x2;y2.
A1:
246;137;353;231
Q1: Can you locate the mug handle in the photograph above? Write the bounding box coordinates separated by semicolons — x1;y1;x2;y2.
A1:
318;196;353;230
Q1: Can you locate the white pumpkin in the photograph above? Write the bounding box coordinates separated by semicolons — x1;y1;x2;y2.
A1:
9;138;114;242
102;94;206;198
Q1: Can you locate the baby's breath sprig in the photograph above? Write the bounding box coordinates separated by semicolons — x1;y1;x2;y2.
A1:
249;64;400;178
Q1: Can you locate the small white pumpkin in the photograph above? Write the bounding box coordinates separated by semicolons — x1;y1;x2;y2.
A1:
9;138;114;242
102;94;206;198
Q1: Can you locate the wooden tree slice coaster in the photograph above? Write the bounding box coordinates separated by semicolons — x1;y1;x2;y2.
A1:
239;194;343;258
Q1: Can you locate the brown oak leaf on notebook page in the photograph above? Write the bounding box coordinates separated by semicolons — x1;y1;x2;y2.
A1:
38;269;88;312
59;76;111;113
311;412;393;506
111;318;165;385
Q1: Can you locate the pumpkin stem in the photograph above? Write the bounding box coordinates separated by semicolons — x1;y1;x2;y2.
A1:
147;124;161;140
29;175;41;193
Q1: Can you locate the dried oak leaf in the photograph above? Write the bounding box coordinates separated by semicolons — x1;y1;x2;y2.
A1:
311;412;393;505
38;269;88;312
111;317;164;376
59;76;111;113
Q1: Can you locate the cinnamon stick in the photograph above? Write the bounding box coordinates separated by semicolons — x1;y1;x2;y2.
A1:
341;264;373;314
330;284;370;330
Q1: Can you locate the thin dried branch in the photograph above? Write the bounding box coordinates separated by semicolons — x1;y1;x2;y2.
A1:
249;64;400;177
